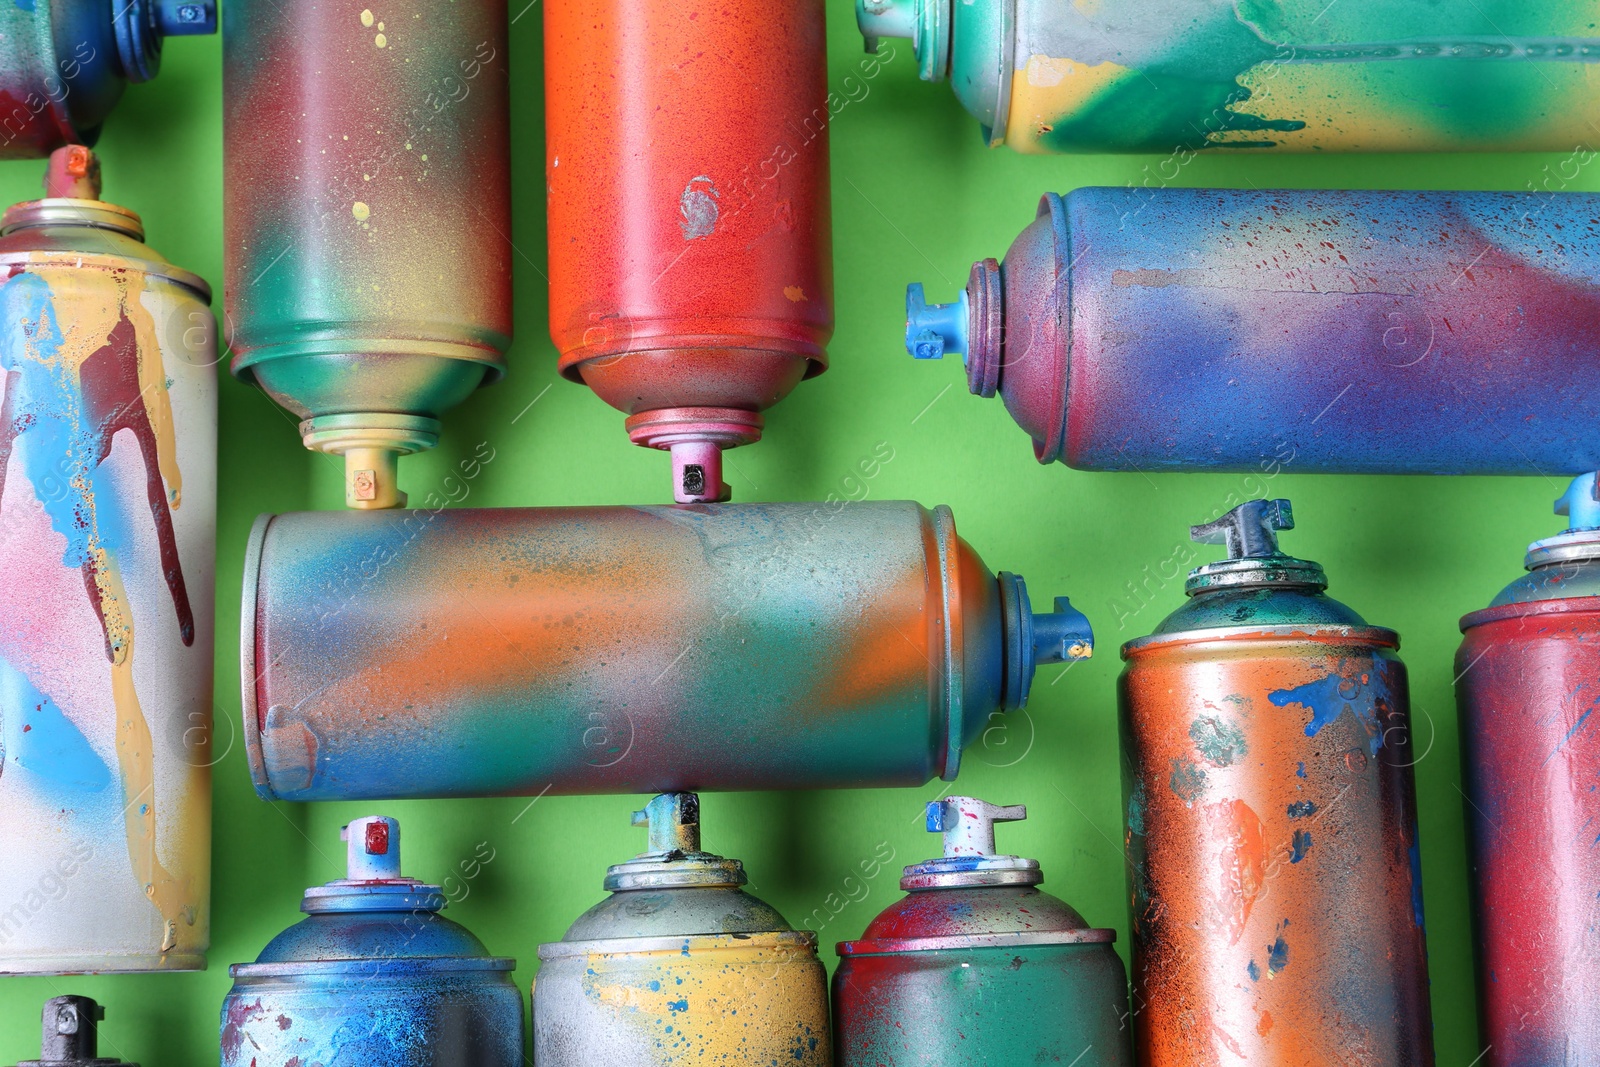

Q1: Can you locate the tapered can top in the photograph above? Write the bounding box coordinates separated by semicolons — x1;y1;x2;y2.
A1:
14;996;136;1067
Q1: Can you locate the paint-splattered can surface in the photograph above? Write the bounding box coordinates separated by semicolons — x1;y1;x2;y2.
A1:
904;186;1600;478
834;796;1132;1067
535;794;831;1067
224;0;511;508
858;0;1600;153
0;166;215;973
1457;476;1600;1067
221;816;523;1067
1119;500;1432;1067
240;500;1090;801
544;0;833;502
0;0;216;160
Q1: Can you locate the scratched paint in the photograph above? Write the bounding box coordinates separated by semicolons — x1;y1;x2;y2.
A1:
858;0;1600;153
910;187;1600;477
545;0;833;502
0;189;215;972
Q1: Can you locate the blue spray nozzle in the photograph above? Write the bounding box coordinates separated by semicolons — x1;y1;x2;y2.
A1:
1555;473;1600;531
155;0;216;35
1033;596;1094;665
999;574;1093;710
905;283;968;361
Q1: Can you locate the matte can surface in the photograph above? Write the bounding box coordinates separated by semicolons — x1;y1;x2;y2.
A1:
859;0;1600;153
242;500;1082;800
909;187;1600;476
544;0;833;501
0;180;215;973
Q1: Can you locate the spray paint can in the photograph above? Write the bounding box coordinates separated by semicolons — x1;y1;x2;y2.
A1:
224;0;511;509
834;796;1132;1067
11;995;136;1066
0;0;215;160
904;186;1600;476
1457;473;1600;1066
857;0;1600;153
0;147;215;974
1119;499;1432;1067
220;815;523;1067
240;500;1090;801
535;792;830;1066
545;0;833;504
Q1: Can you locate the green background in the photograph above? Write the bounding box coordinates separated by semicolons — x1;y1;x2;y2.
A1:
0;6;1586;1062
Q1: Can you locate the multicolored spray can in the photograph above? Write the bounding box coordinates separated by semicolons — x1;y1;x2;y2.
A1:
545;0;833;503
535;792;830;1066
224;0;511;509
857;0;1600;153
834;796;1132;1067
220;815;523;1067
1119;499;1433;1067
240;500;1091;801
0;0;215;159
0;147;215;974
10;996;137;1066
905;186;1600;477
1458;473;1600;1067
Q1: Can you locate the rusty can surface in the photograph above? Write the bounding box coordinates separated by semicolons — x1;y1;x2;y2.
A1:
834;796;1132;1067
0;149;215;974
241;500;1090;801
544;0;833;504
221;816;523;1067
1457;474;1600;1067
224;0;511;509
534;793;830;1066
1119;499;1433;1067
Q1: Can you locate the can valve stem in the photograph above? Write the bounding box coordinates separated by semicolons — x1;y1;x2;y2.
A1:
1192;498;1294;558
926;796;1026;857
1555;473;1600;531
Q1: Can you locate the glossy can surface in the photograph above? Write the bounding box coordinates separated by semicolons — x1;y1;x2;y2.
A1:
859;0;1600;153
242;500;1086;800
220;816;523;1067
224;0;510;506
0;188;215;973
544;0;833;501
910;187;1600;476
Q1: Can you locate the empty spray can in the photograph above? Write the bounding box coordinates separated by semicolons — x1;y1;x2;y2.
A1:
220;815;523;1067
224;0;511;509
0;147;215;974
1458;473;1600;1067
834;796;1132;1067
857;0;1600;154
1120;499;1432;1067
241;500;1090;801
545;0;833;504
0;0;215;160
905;186;1600;477
535;792;830;1066
11;995;136;1066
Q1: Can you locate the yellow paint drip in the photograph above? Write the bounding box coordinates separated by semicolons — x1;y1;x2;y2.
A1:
360;7;373;25
1005;56;1129;152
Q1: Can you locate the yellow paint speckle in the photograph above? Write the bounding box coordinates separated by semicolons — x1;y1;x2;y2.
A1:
375;32;387;47
360;7;373;25
405;142;412;151
420;153;428;161
352;201;371;220
377;20;384;29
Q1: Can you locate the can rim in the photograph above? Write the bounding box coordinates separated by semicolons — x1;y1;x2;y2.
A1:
240;512;276;801
1460;594;1600;632
1121;623;1399;658
836;928;1116;956
538;930;818;961
0;248;212;303
229;955;517;978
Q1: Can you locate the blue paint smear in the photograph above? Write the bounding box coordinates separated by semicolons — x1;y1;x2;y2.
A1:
1169;757;1207;806
1289;829;1312;863
1247;959;1260;982
1408;831;1427;932
1545;701;1598;768
1267;922;1290;976
1296;761;1306;778
1286;800;1316;819
0;657;111;795
1270;667;1388;757
12;0;33;12
1127;777;1148;835
666;999;687;1014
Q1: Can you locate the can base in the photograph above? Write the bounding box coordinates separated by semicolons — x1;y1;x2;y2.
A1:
0;951;207;975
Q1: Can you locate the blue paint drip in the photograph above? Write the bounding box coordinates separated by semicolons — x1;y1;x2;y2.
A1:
1296;761;1306;778
1247;959;1260;982
1286;800;1316;819
1289;829;1312;863
0;657;111;795
1271;667;1388;757
1266;923;1289;976
1408;831;1427;932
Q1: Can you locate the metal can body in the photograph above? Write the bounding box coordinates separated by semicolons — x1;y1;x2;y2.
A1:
544;0;833;491
1119;626;1432;1066
1458;596;1600;1066
536;933;829;1066
861;0;1600;153
223;0;511;491
941;187;1600;475
241;500;1067;800
0;197;216;972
